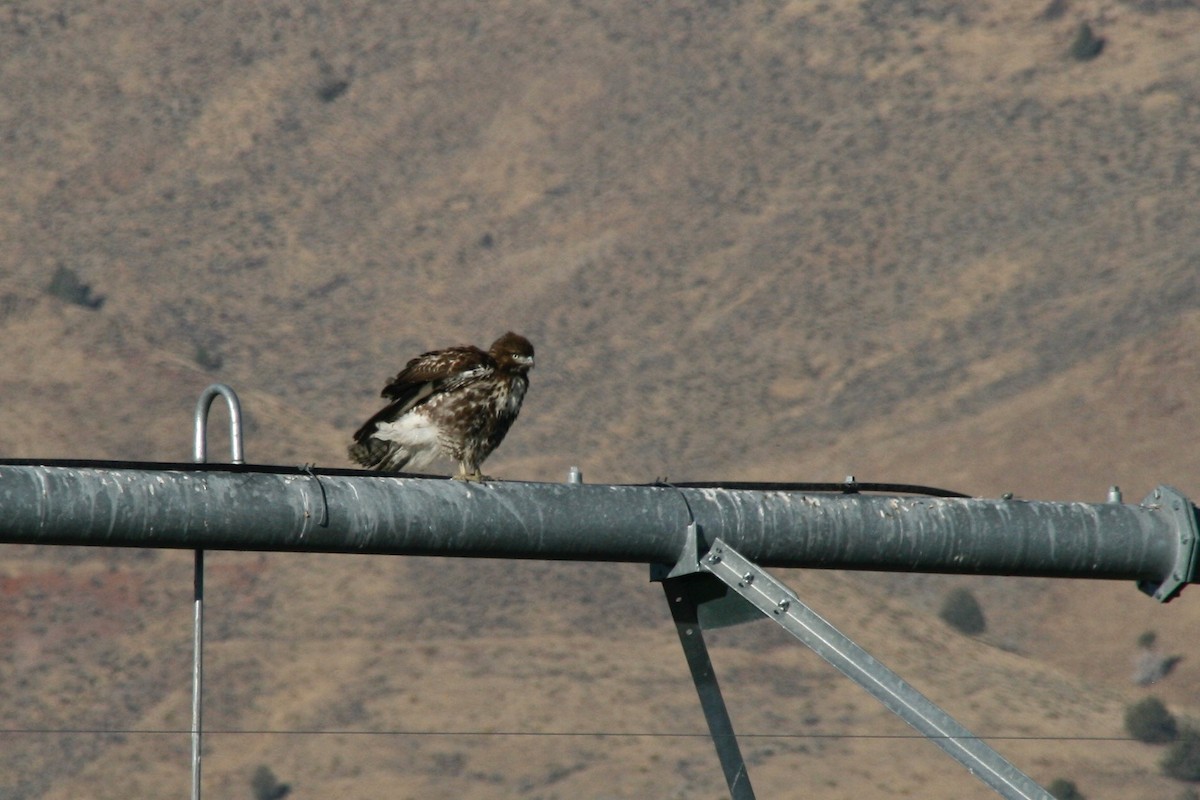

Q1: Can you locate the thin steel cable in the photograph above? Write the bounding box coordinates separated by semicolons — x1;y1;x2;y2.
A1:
0;727;1153;742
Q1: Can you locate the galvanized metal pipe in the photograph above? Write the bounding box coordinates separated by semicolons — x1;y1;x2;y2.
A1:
0;464;1194;594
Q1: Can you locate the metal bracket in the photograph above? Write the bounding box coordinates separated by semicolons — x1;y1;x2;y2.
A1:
700;538;1054;800
650;520;703;580
1138;485;1199;602
651;522;760;629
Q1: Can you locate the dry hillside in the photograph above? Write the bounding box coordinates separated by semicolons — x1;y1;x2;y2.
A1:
2;0;1200;797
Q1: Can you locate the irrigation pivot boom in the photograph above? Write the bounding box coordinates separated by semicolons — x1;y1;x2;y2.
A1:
0;388;1196;798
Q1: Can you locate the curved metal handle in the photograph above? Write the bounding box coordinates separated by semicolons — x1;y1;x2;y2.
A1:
193;383;244;464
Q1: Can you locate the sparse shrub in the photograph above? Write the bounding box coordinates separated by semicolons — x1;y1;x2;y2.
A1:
317;77;349;102
1069;22;1105;60
1038;0;1068;21
1119;0;1200;12
46;264;104;309
193;343;224;372
1133;632;1183;686
250;765;291;800
1162;727;1200;782
938;587;986;635
1134;650;1184;686
1126;697;1178;744
1048;778;1086;799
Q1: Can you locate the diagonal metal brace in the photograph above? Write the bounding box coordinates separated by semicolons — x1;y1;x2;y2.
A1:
700;538;1054;800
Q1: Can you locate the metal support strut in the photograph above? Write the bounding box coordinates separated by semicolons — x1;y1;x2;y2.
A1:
190;384;244;800
662;574;756;800
693;538;1054;800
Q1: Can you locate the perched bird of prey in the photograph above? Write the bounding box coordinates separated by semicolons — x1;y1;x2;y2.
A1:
349;332;534;480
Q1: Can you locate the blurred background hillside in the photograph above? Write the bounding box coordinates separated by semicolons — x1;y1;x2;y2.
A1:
2;0;1200;797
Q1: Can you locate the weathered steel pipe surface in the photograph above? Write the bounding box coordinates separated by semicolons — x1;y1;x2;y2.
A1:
0;464;1192;586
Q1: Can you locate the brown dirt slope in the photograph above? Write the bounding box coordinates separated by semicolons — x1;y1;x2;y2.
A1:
2;0;1200;797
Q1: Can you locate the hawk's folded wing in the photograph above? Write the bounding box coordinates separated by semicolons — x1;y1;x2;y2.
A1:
352;345;492;443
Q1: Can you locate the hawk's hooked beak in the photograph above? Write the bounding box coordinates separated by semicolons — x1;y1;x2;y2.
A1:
514;354;534;369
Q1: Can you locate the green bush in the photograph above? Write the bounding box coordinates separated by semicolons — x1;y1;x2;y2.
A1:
1069;22;1105;61
193;342;224;372
938;587;986;635
46;264;104;309
1048;778;1085;799
250;765;291;800
1126;697;1179;744
1162;727;1200;782
1038;0;1068;20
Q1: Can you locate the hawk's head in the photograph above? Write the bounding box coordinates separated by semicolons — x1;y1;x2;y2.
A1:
490;332;535;374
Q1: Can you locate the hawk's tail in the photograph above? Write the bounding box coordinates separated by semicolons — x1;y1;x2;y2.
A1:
348;436;408;471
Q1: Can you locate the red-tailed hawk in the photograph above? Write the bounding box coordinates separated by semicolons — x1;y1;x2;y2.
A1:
349;332;534;480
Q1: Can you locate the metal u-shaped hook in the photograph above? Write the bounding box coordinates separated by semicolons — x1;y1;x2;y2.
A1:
190;383;244;800
193;383;244;465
